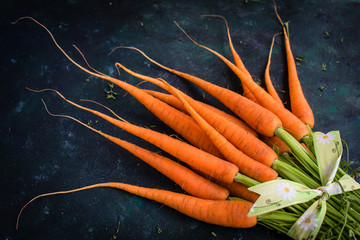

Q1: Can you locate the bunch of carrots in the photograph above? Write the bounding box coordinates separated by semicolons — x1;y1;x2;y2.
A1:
13;1;360;239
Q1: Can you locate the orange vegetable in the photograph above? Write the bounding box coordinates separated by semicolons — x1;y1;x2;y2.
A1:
265;32;284;106
113;46;282;138
40;101;229;200
30;88;239;184
201;14;258;103
144;89;258;137
13;16;222;158
114;64;277;167
16;182;257;229
174;21;309;140
273;0;315;128
132;77;278;182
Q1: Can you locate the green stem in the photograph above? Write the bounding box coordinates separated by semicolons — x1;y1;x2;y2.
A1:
272;159;319;188
233;173;260;187
275;127;320;180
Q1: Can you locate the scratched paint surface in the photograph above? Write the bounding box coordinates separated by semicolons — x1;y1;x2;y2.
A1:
1;0;359;239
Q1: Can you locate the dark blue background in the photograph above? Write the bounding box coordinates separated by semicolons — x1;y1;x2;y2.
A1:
1;0;359;239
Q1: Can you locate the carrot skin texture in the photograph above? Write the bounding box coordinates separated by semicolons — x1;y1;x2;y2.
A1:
174;24;309;139
115;66;277;167
44;108;230;200
261;135;290;154
47;90;239;184
283;31;315;128
151;78;278;183
19;183;257;228
104;183;257;228
264;33;284;106
145;89;258;137
101;133;230;200
113;46;282;137
14;16;222;158
220;181;259;203
202;15;258;103
273;1;315;128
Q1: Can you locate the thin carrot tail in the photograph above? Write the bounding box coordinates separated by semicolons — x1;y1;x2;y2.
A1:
200;15;258;103
16;183;110;230
264;32;284;106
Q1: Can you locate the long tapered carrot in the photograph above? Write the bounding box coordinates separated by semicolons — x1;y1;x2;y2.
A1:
111;46;282;137
219;181;259;203
30;88;239;184
12;16;222;158
264;32;283;106
115;63;278;168
16;182;257;230
174;21;310;140
40;100;229;200
130;76;278;182
144;89;258;137
201;14;258;103
261;135;290;154
273;1;315;128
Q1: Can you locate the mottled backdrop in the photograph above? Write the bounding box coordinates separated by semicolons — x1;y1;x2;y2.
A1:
1;0;359;239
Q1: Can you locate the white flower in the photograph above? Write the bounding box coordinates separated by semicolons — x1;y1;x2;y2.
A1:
298;210;319;231
250;203;256;212
317;132;335;144
276;182;296;201
324;161;334;176
328;183;343;195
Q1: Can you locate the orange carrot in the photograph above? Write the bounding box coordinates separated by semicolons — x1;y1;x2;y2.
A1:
115;63;278;168
41;101;229;200
219;181;259;203
144;89;258;137
30;88;239;184
191;168;259;202
16;182;257;229
273;1;315;128
201;14;258;103
135;77;278;182
174;21;310;140
111;46;282;138
261;135;290;154
264;32;283;106
13;16;222;158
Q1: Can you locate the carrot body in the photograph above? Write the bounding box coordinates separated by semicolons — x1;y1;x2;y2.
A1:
116;64;277;168
202;15;258;103
261;136;290;154
50;110;230;200
116;47;282;137
15;16;221;158
264;33;283;106
273;2;315;128
144;89;258;137
41;89;239;184
175;22;310;140
17;183;257;229
220;181;259;203
141;78;278;183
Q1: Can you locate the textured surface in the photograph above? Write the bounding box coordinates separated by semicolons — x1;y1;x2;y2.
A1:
1;0;359;239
